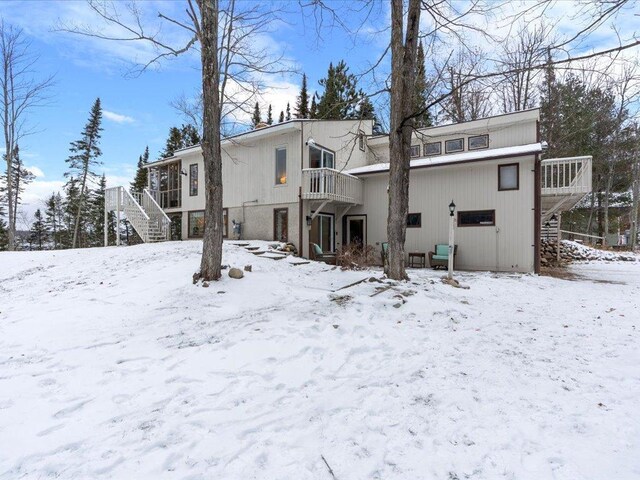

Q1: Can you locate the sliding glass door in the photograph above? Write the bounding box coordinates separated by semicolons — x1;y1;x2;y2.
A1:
310;213;334;252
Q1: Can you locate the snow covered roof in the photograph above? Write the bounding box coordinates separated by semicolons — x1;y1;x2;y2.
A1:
345;143;544;176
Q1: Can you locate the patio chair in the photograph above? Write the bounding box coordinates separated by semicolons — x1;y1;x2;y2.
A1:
428;244;457;269
309;243;337;265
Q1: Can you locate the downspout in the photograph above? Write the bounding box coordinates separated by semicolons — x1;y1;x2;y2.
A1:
534;120;542;274
299;121;304;257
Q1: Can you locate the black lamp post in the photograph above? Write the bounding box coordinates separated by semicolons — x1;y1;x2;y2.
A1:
448;200;456;279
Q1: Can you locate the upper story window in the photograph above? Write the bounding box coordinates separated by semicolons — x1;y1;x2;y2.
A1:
275;147;287;185
498;163;519;191
309;144;334;169
410;144;421;158
189;163;198;196
149;161;181;209
468;134;489;150
445;138;464;153
358;131;365;151
424;142;441;156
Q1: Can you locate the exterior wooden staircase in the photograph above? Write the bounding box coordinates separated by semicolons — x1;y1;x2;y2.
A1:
105;186;171;245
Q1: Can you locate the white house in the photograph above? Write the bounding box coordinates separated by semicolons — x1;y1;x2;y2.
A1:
105;109;592;273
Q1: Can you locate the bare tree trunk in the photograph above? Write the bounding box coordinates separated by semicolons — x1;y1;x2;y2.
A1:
632;144;640;250
197;0;224;281
385;0;421;281
72;169;89;249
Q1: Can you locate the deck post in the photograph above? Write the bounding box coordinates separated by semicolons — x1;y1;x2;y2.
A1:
104;204;108;247
116;186;121;247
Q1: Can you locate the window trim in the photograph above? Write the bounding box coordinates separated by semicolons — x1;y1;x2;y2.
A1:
187;210;205;238
406;212;422;228
275;146;287;185
445;138;464;154
424;141;441;156
498;163;520;191
358;130;365;152
410;144;421;158
189;163;198;196
273;208;288;242
309;143;336;169
457;209;496;227
468;134;489;151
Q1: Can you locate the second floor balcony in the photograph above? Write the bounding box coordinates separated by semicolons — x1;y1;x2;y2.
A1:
302;168;364;205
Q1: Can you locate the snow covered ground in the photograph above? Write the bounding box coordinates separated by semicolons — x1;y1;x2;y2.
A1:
1;241;639;479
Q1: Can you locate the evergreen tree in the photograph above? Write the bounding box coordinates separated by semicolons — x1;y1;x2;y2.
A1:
29;209;47;250
285;102;291;121
64;98;103;249
131;146;150;194
180;124;200;147
1;145;35;237
266;104;273;125
63;178;81;248
294;73;310;119
278;110;285;123
316;60;360;119
0;204;7;251
90;175;107;247
252;101;262;127
310;94;318;119
413;42;432;128
161;127;183;158
44;192;64;250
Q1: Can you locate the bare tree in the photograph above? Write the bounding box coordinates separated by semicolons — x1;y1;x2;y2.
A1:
497;23;553;112
61;0;286;280
385;0;421;280
631;122;640;250
0;20;53;251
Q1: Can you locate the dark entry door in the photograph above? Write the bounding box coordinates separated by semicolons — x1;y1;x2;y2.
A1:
169;213;182;240
347;215;366;248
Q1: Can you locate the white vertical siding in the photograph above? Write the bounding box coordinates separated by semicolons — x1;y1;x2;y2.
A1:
350;155;536;272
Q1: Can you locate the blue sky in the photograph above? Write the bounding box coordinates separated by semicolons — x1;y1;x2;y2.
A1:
0;0;636;222
0;0;389;222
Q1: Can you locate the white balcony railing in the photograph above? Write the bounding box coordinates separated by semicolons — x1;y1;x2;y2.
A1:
541;156;592;196
302;168;363;204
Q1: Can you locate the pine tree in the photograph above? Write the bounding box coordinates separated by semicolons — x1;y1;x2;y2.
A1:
63;178;81;248
278;110;285;123
310;94;318;119
161;127;183;158
316;60;360;119
1;145;35;237
266;104;273;125
285;102;291;121
180;124;200;147
44;192;64;250
413;42;432;128
90;175;107;247
65;98;103;249
0;203;7;251
252;101;262;127
131;146;150;194
29;209;47;250
295;73;310;119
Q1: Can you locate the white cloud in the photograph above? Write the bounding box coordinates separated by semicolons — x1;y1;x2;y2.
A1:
26;166;45;178
103;110;135;124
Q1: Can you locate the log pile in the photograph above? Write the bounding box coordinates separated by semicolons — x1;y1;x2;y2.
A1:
540;239;636;266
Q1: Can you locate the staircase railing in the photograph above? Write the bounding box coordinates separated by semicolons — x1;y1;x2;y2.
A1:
142;188;171;240
541;156;592;196
105;186;150;243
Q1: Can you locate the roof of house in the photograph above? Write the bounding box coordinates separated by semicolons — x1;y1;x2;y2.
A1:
345;142;544;176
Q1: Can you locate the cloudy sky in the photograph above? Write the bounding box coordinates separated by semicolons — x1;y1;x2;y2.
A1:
0;0;637;224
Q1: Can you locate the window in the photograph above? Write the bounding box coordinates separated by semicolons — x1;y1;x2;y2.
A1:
407;213;422;228
275;147;287;185
358;131;365;151
424;142;441;156
410;144;420;158
499;163;519;191
149;161;182;208
223;208;228;238
189;164;198;196
445;138;464;153
273;208;288;242
458;210;495;227
188;210;205;238
468;134;489;150
309;144;335;169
